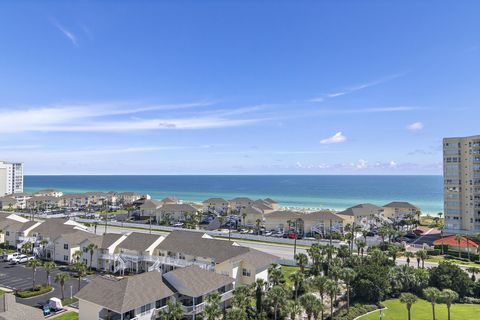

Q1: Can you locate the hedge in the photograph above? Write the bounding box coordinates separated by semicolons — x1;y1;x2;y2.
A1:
334;304;379;320
16;285;52;298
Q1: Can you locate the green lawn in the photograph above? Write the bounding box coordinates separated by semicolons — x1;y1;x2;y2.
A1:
97;209;128;215
426;255;480;267
52;311;78;320
282;265;301;287
359;299;480;320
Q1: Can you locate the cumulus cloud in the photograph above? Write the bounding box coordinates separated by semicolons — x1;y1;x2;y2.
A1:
320;132;347;144
407;122;424;132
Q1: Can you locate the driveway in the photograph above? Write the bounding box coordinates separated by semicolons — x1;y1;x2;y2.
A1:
0;261;95;307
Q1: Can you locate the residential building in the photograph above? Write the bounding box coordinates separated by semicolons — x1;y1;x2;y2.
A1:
0;213;41;249
336;203;385;229
382;202;419;222
163;266;234;318
433;235;480;254
139;199;162;217
26;196;60;211
0;161;23;197
156;203;199;224
160;197;179;205
76;272;174;320
229;197;254;213
241;205;264;226
202;198;229;215
117;192;142;204
32;189;63;198
79;233;127;271
0;197;17;210
53;230;100;264
76;266;235;320
264;210;354;235
0;293;44;320
443;135;480;233
59;194;89;208
264;198;280;210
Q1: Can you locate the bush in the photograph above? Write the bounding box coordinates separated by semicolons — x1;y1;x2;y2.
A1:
463;296;480;304
427;249;441;256
335;304;379;320
16;285;52;298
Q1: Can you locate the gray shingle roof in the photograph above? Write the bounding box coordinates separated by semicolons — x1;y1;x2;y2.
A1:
336;203;383;217
76;273;173;313
163;266;233;297
237;249;279;270
156;230;250;263
0;293;43;320
57;230;99;246
202;198;228;204
383;202;419;210
159;204;198;213
265;210;348;222
117;232;163;252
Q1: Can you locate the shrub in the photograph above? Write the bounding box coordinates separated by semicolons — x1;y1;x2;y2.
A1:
16;285;52;298
427;249;440;256
463;296;480;304
335;304;379;320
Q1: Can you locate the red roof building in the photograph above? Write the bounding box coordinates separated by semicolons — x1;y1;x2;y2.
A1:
433;235;480;253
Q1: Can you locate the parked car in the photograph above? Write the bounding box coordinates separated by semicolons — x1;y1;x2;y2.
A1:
264;231;273;236
17;255;35;264
2;252;20;262
9;254;27;264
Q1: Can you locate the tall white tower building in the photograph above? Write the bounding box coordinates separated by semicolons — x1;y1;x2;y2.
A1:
0;161;24;196
443;135;480;233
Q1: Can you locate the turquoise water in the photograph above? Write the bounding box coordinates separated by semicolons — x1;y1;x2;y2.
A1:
24;175;443;214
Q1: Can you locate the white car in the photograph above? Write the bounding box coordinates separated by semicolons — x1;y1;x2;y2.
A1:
2;252;20;262
9;254;27;264
17;255;35;264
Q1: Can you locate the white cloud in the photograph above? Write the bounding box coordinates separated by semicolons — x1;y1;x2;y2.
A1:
0;101;263;133
320;132;347;144
52;22;78;47
406;122;424;132
309;71;409;102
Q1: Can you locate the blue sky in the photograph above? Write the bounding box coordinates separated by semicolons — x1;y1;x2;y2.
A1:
0;1;479;175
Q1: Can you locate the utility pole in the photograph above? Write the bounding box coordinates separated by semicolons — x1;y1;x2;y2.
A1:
329;219;333;246
293;219;298;258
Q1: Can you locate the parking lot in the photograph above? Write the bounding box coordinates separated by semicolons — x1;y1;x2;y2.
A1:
0;261;94;307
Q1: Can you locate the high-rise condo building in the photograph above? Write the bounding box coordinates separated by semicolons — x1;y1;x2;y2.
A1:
0;161;24;196
443;135;480;233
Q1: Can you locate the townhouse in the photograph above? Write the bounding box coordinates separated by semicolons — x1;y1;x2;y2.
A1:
264;198;280;210
336;203;385;229
53;230;100;264
76;266;235;320
32;189;63;198
264;210;354;236
0;214;40;249
382;201;420;221
7;192;31;209
229;197;254;213
116;191;142;204
59;194;90;208
202;198;229;215
0;196;17;210
156;203;199;224
26;195;60;211
138;199;163;217
79;233;127;271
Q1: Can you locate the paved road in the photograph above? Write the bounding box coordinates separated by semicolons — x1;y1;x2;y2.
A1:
0;261;92;307
93;224;477;273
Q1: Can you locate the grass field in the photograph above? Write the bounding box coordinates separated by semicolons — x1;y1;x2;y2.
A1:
52;311;78;320
282;265;300;286
426;255;480;267
359;299;480;320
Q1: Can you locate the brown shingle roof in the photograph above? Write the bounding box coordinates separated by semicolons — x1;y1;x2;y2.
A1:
76;273;173;313
336;203;383;217
383;202;419;210
163;266;233;297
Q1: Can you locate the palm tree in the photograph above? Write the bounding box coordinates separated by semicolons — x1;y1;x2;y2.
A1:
204;292;221;320
43;261;56;286
340;268;356;312
268;263;283;286
92;221;98;234
467;267;480;281
400;292;417;320
54;272;70;300
299;293;318;320
233;285;251;314
441;289;459;320
356;240;366;256
378;227;388;243
86;243;98;270
454;234;464;259
289;271;304;301
294;253;308;274
388;246;400;263
72;250;82;264
159;300;184;320
255;219;262;235
325;279;340;320
308;276;328;320
266;286;288;320
241;212;247;226
416;250;428;268
39;239;49;258
21;241;32;254
404;251;414;267
26;259;42;289
253;278;266;314
423;287;441;320
285;300;302;320
73;262;87;291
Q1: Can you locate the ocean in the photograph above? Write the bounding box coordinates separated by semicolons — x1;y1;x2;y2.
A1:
23;175;443;214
